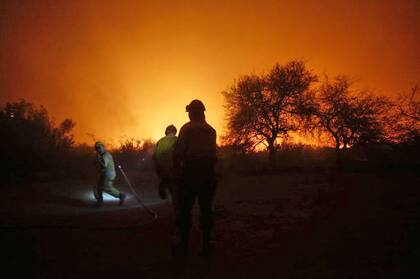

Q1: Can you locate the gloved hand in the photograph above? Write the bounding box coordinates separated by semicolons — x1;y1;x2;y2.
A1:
155;165;164;178
96;154;105;167
158;185;167;200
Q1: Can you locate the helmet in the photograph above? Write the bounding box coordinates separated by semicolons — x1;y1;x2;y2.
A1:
165;124;177;135
95;141;104;148
186;99;205;112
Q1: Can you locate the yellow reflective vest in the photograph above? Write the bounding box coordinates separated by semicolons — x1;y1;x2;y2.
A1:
153;134;177;176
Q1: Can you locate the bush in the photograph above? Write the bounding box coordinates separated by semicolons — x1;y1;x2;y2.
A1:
0;99;75;182
112;137;155;171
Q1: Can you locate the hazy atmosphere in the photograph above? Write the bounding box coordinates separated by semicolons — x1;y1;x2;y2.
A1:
1;0;419;143
1;1;419;278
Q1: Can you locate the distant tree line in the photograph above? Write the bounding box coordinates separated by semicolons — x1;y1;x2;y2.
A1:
0;100;76;182
0;100;154;183
1;59;418;182
222;60;419;168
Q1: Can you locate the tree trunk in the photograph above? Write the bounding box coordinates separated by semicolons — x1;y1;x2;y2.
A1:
268;140;276;169
335;142;343;168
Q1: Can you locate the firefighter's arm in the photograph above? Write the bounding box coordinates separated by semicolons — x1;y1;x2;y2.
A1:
152;142;164;177
96;154;106;168
158;182;167;200
104;153;112;168
173;126;188;176
212;129;217;161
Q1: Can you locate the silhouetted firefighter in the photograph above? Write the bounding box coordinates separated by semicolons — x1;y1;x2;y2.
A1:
173;99;217;256
93;141;126;206
152;125;180;244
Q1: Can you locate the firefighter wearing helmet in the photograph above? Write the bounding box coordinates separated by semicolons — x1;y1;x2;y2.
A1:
153;125;180;246
153;124;178;201
93;141;126;206
173;99;217;256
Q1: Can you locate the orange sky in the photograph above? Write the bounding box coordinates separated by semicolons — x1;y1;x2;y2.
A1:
1;0;419;144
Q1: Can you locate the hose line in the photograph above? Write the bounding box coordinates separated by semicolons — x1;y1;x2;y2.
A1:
0;164;159;230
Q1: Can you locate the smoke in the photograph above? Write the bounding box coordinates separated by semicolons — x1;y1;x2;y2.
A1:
1;0;419;143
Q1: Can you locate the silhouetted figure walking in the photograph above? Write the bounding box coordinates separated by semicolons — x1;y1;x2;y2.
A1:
152;125;181;245
173;99;217;256
153;125;178;201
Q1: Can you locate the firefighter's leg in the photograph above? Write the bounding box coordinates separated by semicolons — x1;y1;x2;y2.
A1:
168;180;181;248
102;178;126;205
173;185;195;256
93;181;104;206
197;181;216;255
158;178;169;200
102;178;121;198
168;179;180;213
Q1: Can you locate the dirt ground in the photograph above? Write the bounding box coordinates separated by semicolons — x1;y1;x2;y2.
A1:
1;170;418;279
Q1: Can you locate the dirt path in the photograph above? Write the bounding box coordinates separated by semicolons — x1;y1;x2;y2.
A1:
1;171;418;278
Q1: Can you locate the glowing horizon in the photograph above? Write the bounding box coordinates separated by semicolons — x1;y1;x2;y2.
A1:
1;1;418;144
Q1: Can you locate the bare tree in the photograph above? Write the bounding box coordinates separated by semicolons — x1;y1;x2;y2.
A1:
222;60;317;166
314;75;390;163
391;85;420;142
397;85;420;122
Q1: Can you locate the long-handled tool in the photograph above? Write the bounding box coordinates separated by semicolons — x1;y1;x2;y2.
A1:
117;164;158;220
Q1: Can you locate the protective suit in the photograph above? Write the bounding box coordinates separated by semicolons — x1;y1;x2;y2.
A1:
173;100;217;256
154;133;177;179
153;126;180;244
153;130;178;203
93;141;126;206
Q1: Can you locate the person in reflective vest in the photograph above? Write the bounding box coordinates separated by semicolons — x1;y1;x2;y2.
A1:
153;125;178;203
93;141;126;206
153;125;180;246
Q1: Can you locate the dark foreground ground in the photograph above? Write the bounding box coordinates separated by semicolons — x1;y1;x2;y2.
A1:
1;170;419;279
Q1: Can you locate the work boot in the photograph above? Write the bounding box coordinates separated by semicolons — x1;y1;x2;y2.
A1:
199;243;213;257
171;242;188;257
172;232;189;256
93;191;103;207
119;193;126;206
93;198;103;207
158;184;167;200
199;231;213;256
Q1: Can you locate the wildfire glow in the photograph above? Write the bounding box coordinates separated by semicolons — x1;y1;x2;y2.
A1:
0;1;418;145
